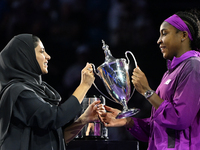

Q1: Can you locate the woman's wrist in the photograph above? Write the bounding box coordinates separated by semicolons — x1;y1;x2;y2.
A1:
72;83;91;103
124;117;134;128
79;82;91;91
114;118;129;127
77;114;88;125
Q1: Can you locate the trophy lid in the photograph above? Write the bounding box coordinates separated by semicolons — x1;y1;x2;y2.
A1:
102;40;116;63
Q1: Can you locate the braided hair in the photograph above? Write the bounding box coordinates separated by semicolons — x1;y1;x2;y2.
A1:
176;9;200;51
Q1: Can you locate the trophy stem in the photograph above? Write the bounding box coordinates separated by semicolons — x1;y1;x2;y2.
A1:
121;99;128;111
116;99;140;119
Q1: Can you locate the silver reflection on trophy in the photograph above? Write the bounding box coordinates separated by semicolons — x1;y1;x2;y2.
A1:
92;40;140;119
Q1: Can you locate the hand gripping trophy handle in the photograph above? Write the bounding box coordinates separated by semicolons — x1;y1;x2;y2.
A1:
91;40;140;119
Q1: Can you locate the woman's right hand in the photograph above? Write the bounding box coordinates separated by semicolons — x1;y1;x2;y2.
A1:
80;63;95;88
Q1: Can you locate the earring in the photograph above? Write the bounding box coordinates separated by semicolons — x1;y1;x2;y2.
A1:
181;39;184;42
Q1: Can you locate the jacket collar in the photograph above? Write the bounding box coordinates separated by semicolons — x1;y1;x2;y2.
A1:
167;50;200;70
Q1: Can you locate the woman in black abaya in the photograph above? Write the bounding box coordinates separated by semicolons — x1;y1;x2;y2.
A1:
0;34;98;150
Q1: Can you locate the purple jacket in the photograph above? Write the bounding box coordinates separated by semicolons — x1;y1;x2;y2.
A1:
128;50;200;150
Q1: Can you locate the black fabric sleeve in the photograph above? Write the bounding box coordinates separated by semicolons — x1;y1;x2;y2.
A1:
13;90;82;130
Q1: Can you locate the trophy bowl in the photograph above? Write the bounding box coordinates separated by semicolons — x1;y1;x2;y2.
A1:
92;40;140;119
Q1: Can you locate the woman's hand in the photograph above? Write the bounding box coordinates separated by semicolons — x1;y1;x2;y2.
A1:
72;63;95;103
132;66;164;109
80;63;95;88
131;66;151;95
79;100;101;124
98;105;127;127
64;100;101;143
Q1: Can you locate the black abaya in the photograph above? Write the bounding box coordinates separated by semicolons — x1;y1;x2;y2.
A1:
0;34;82;150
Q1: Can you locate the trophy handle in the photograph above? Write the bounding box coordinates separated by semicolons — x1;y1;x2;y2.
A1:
90;63;117;103
125;51;138;100
125;51;137;67
91;63;99;77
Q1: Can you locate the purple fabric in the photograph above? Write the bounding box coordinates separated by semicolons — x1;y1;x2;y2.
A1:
165;14;193;41
128;50;200;149
167;50;200;70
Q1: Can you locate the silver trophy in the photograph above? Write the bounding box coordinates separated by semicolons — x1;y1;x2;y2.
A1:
92;40;140;119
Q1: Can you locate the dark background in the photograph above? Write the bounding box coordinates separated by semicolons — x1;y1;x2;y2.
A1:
0;0;199;149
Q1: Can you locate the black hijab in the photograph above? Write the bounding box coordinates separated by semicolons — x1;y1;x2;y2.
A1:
0;34;61;146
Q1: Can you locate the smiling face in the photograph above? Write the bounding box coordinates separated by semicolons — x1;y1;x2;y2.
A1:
35;40;51;74
157;21;184;60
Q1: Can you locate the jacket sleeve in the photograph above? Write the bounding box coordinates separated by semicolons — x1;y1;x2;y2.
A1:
127;117;150;142
12;90;82;130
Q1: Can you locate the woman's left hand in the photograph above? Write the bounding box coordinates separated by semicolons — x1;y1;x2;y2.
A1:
80;100;101;124
131;66;151;95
